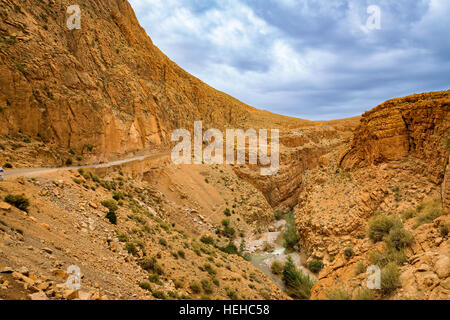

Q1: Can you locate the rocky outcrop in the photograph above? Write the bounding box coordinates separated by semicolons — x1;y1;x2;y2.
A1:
443;156;450;210
339;91;450;184
0;0;305;161
234;125;357;209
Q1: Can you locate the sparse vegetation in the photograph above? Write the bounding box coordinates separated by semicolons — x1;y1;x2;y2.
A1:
225;287;238;300
152;291;166;300
354;287;374;300
139;281;152;292
4;194;30;212
262;241;274;252
384;227;414;251
139;257;163;275
344;247;354;260
101;199;118;224
117;233;128;242
177;250;186;259
402;209;416;220
440;224;449;237
219;242;239;255
308;260;324;273
201;279;213;294
354;262;366;276
148;274;163;285
380;262;401;295
274;210;285;221
200;235;214;245
125;242;137;255
325;287;352;300
283;211;299;249
189;281;202;294
369;247;407;268
282;257;314;300
271;261;284;275
414;199;445;228
158;238;168;246
368;215;402;243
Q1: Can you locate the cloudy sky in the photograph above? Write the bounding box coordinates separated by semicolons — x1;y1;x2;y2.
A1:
129;0;450;120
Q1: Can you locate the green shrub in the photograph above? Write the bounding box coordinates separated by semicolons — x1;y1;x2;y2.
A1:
65;158;73;166
148;274;162;285
177;250;186;259
203;263;217;276
224;208;231;216
368;215;402;242
369;248;407;268
381;263;401;295
174;279;184;289
221;219;230;227
354;262;366;276
283;211;299;249
223;226;236;239
3;163;13;169
282;257;314;300
201;279;213;294
308;260;324;273
139;257;163;275
344;247;354;260
440;224;449;237
271;261;284;275
325;287;352;300
152;291;166;300
274;210;284;221
385;227;414;251
139;281;152;292
219;242;238;255
117;233;128;242
415;200;444;228
189;281;202;294
225;287;238;300
101;199;118;212
159;238;168;246
113;191;126;201
402;209;416;220
15;62;25;73
4;194;30;212
200;235;214;245
125;242;137;255
105;210;117;225
354;288;374;300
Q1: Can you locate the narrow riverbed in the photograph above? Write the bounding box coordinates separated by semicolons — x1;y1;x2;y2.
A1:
244;219;316;292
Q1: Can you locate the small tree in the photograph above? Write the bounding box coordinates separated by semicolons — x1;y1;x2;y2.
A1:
282;257;314;300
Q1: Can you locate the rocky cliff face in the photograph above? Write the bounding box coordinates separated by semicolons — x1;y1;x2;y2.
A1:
0;0;307;161
294;92;449;300
339;91;450;184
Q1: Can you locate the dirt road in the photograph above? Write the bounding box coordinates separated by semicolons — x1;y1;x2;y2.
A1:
3;151;171;179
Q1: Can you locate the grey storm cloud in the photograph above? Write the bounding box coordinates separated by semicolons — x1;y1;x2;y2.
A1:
129;0;450;120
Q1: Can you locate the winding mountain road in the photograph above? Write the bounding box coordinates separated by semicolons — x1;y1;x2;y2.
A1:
2;151;171;179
